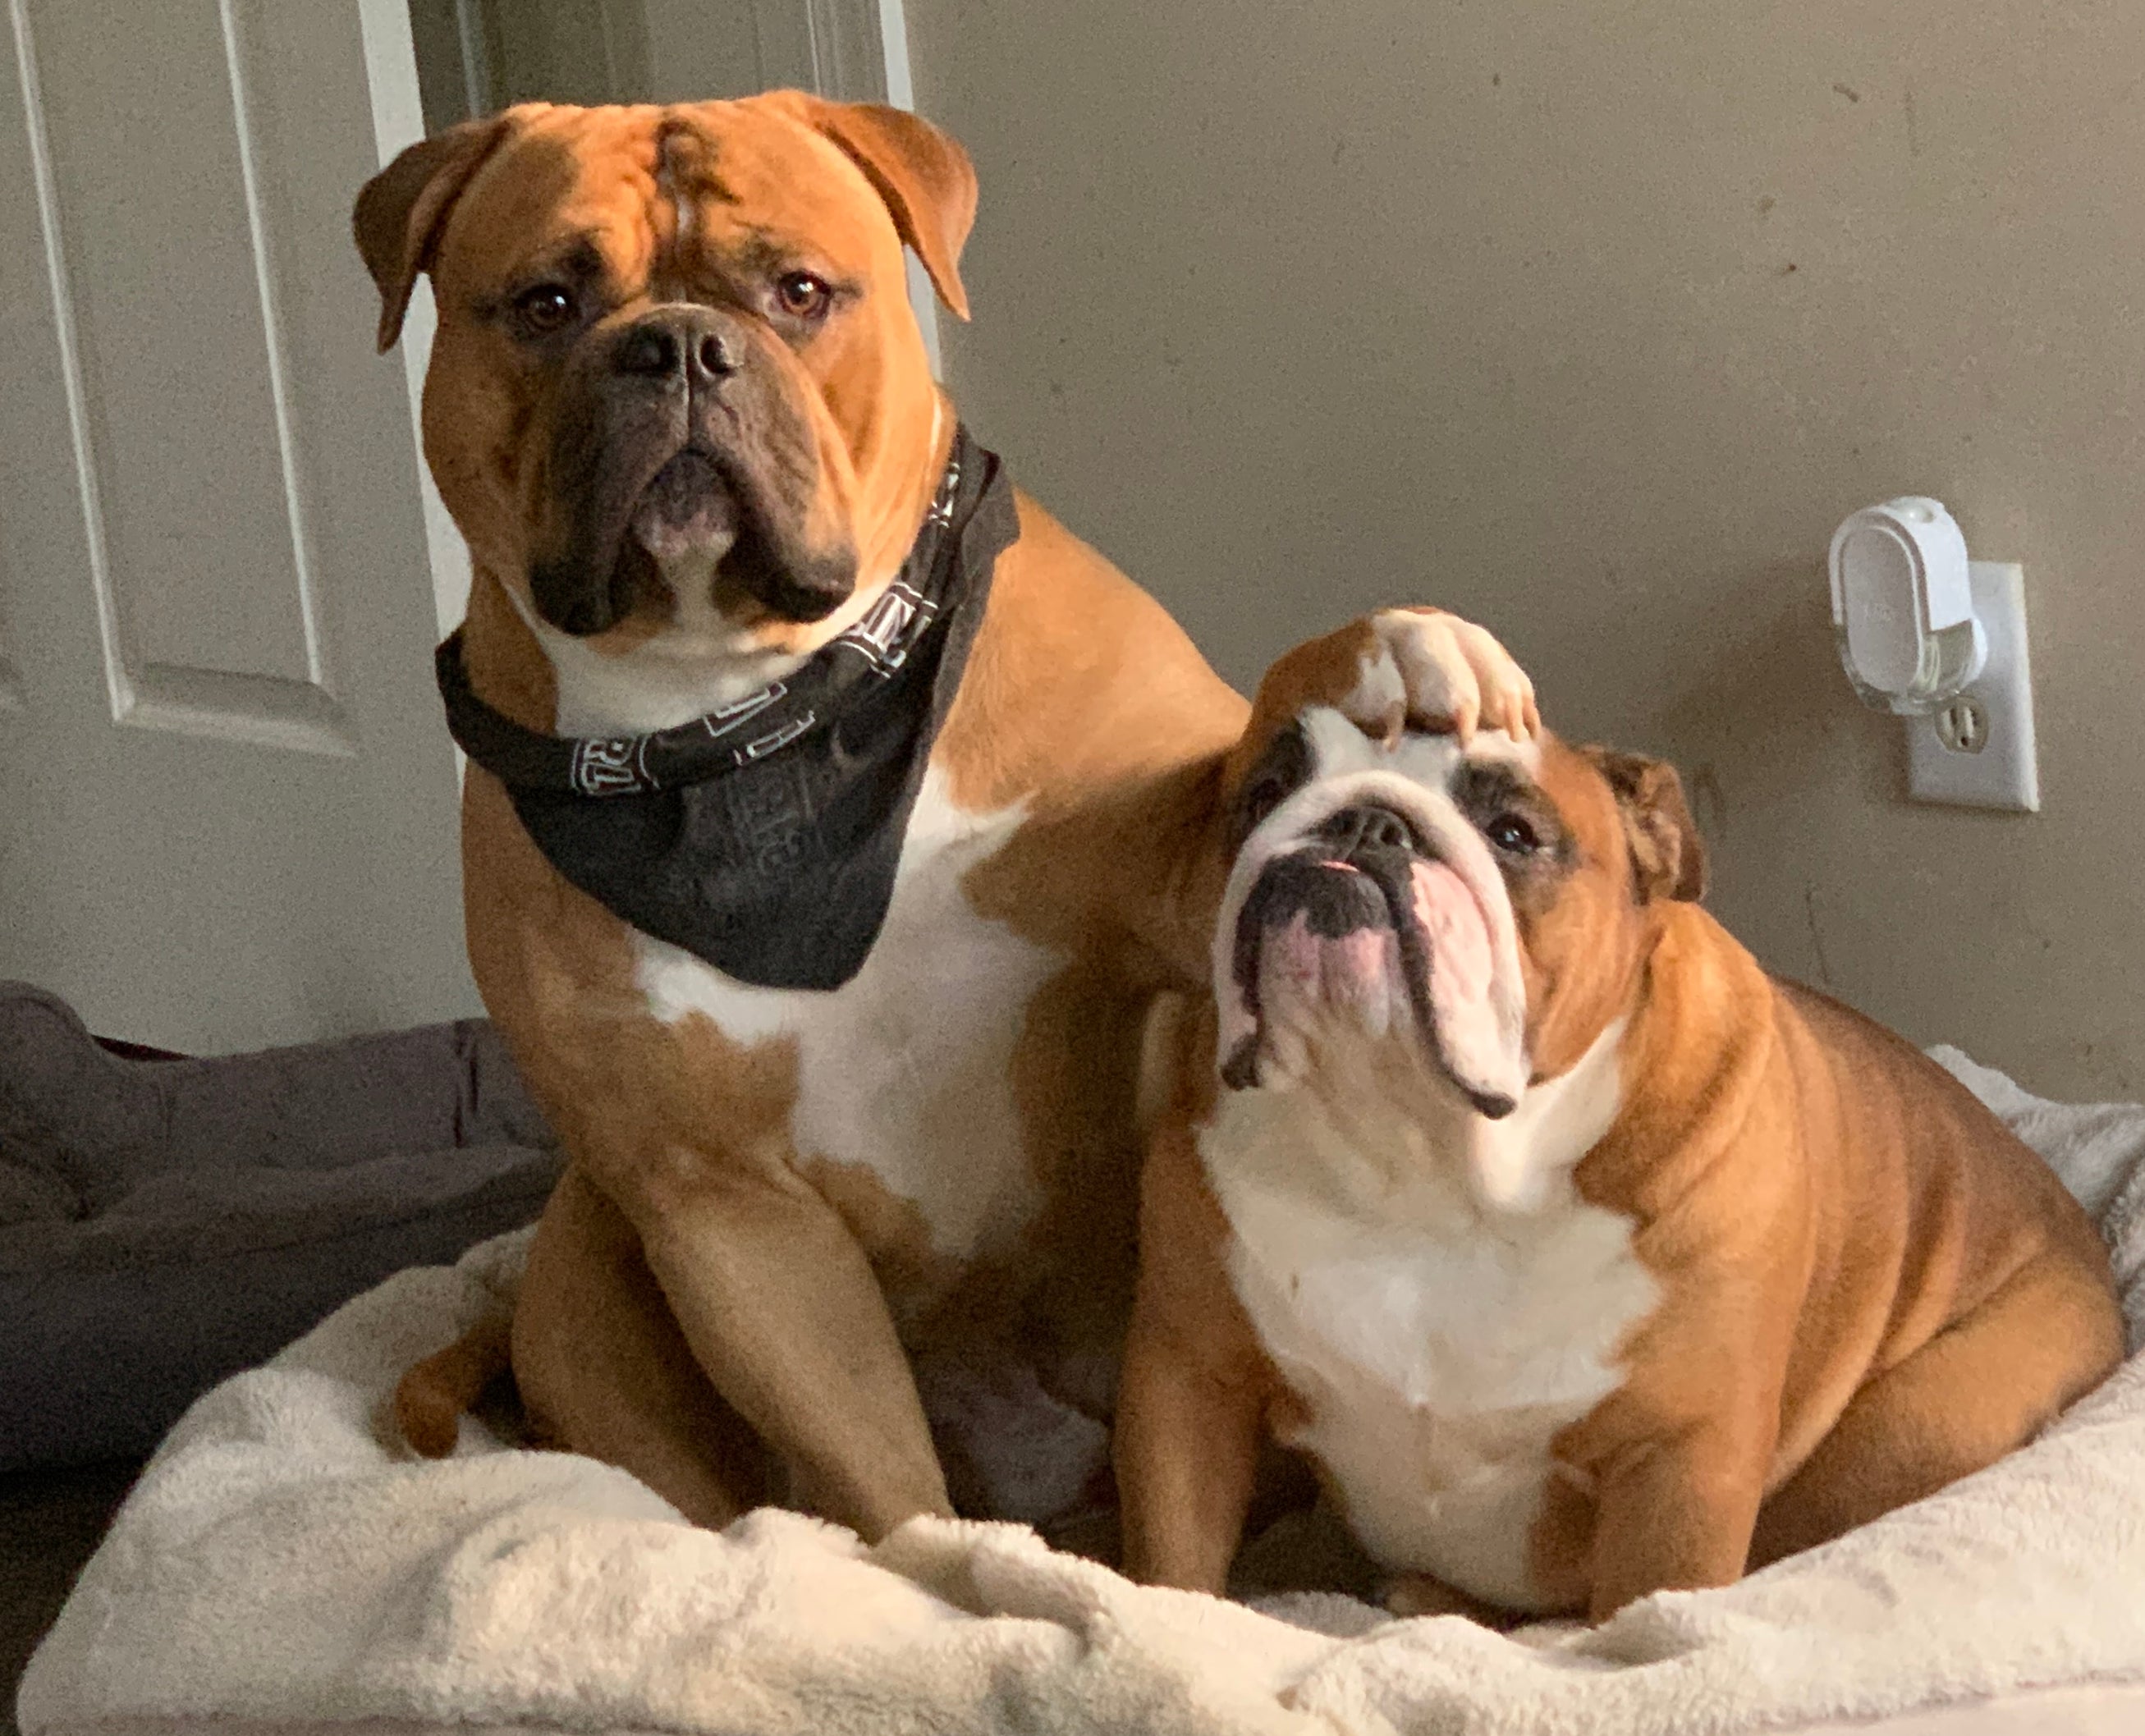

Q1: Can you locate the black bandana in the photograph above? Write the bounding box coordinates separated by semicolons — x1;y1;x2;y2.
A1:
437;426;1016;992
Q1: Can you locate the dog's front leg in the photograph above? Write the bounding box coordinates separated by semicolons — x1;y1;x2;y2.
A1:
1116;1316;1264;1593
1114;1112;1271;1593
613;1159;953;1542
1575;1391;1780;1623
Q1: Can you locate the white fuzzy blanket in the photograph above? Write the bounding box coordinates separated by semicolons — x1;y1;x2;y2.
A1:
20;1048;2145;1736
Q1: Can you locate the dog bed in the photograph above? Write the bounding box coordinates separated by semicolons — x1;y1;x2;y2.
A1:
20;1047;2145;1736
0;983;561;1472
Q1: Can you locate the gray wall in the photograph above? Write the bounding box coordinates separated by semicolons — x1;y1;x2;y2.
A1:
910;0;2145;1099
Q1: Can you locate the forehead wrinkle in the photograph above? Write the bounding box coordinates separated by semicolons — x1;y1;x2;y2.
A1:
654;117;733;222
1452;759;1538;810
509;231;607;283
527;163;662;289
525;212;649;301
654;116;722;176
650;230;804;309
699;111;908;273
499;117;669;289
671;226;802;286
690;216;874;287
464;108;670;274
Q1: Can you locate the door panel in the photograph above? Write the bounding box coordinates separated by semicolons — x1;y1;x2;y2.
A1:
25;0;341;742
0;0;479;1052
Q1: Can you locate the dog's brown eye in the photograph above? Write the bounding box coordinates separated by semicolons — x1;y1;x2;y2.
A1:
1486;813;1540;854
774;271;833;322
514;283;577;335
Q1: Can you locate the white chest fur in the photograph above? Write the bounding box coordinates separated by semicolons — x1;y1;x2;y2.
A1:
1200;1022;1655;1611
635;766;1063;1271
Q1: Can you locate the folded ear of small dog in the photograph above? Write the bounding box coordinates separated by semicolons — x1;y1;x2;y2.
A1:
353;114;512;353
1584;746;1707;905
772;93;979;320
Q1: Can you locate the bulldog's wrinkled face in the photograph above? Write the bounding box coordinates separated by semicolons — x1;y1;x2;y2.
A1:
1213;708;1705;1115
355;93;974;661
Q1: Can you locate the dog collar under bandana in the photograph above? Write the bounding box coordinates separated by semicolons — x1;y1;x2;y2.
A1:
436;426;1017;992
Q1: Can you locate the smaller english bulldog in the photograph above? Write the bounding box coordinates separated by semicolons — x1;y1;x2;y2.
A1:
1116;643;2124;1622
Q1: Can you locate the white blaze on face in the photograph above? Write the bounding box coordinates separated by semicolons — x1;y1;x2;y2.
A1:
1214;707;1536;1113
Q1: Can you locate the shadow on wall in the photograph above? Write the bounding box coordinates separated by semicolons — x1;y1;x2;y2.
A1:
1656;565;1894;822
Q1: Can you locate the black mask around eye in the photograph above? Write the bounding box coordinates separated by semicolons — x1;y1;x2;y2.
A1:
1230;721;1315;851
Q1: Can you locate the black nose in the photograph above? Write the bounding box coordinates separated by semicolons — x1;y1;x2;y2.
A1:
612;309;740;386
1317;804;1420;860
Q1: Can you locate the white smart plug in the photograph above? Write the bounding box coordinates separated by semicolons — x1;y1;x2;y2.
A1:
1826;497;2038;813
1828;497;1987;715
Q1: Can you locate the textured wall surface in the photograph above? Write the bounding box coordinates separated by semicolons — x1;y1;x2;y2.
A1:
910;0;2145;1098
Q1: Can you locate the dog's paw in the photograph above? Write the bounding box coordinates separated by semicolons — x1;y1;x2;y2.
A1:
1341;608;1539;746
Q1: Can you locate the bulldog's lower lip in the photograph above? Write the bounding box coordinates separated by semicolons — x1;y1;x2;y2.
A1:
1228;845;1515;1118
630;448;739;564
1226;849;1414;1091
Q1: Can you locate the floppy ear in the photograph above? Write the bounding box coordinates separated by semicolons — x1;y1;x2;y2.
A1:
1584;747;1707;904
777;94;978;320
352;117;510;353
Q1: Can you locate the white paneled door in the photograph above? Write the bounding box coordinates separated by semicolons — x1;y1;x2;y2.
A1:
0;0;479;1053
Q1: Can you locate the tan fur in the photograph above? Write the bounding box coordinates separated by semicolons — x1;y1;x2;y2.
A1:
1116;729;2124;1619
360;96;1524;1543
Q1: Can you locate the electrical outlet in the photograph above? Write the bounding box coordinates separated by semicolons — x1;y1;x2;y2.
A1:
1933;695;1989;755
1908;562;2037;812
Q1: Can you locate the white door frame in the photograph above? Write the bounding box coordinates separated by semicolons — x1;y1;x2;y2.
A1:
357;0;473;640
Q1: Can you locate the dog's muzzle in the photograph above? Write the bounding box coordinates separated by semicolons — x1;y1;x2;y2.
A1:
1224;802;1515;1118
529;304;859;635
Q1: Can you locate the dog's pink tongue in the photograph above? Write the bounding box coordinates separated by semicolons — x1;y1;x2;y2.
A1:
1409;858;1509;1102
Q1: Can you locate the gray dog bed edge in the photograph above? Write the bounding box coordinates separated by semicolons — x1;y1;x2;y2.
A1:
0;983;561;1473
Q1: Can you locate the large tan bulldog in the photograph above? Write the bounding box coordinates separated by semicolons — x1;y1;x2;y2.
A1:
353;93;1538;1542
1116;645;2124;1619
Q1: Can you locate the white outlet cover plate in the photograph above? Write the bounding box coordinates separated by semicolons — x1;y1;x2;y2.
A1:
1908;561;2038;813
